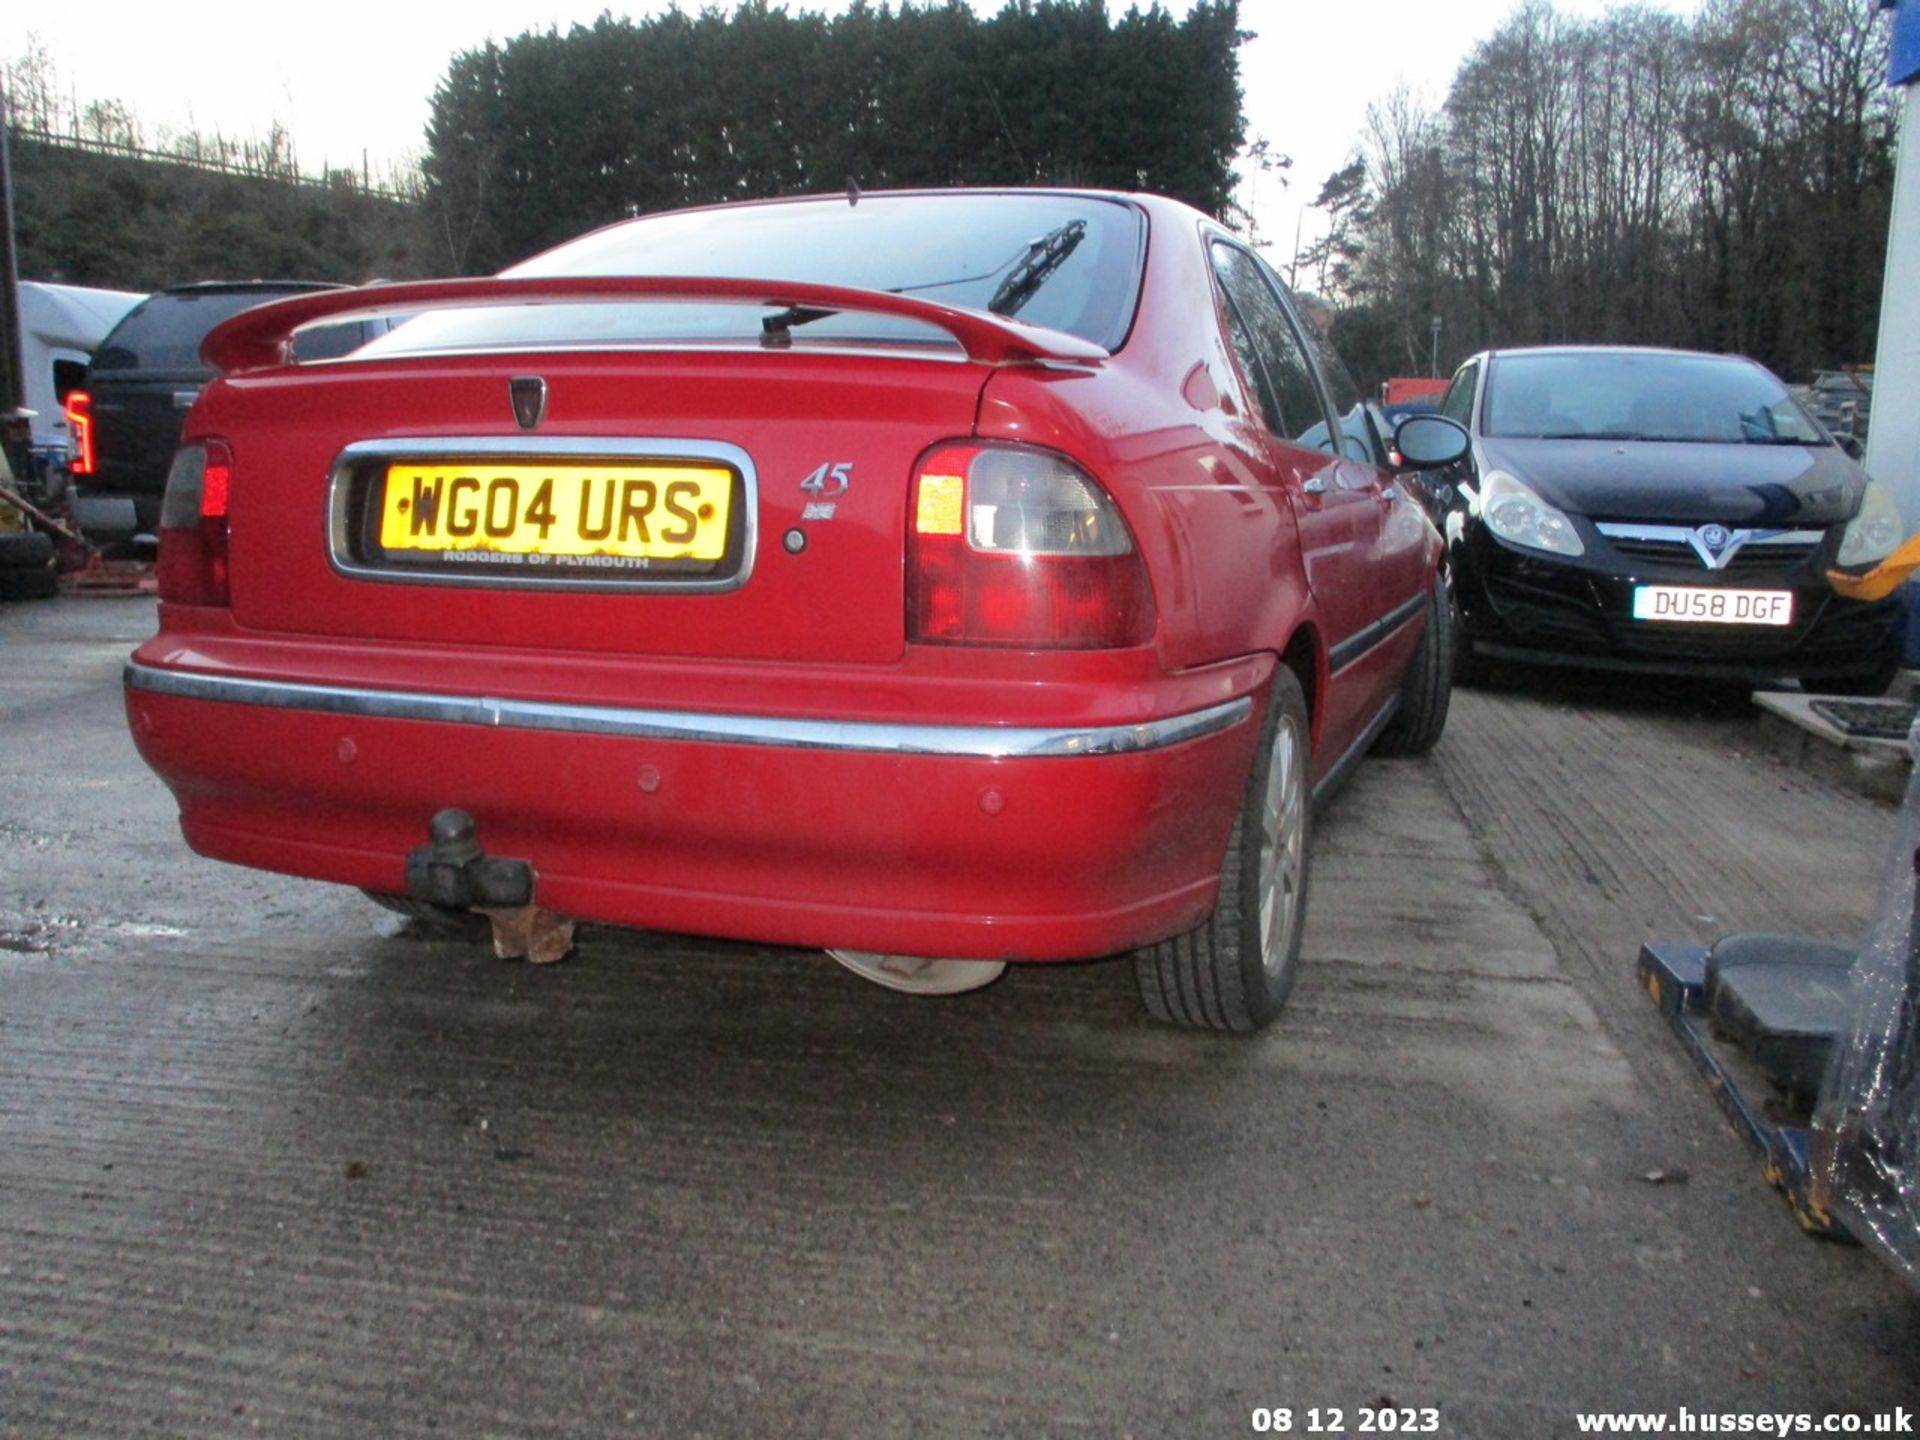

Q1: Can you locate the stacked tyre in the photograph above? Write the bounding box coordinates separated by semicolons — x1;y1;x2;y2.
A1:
0;531;59;602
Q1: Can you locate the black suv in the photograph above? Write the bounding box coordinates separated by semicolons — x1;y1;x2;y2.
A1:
66;281;385;540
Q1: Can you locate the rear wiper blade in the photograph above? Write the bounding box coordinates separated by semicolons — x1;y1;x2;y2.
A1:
988;220;1087;319
757;218;1088;345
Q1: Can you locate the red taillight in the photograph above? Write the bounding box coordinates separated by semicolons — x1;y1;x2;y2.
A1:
907;442;1154;649
64;391;94;475
156;439;234;606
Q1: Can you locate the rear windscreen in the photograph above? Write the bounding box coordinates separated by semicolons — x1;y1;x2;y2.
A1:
93;290;327;373
360;193;1146;358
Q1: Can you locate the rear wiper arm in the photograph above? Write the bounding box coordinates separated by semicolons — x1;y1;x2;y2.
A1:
988;220;1087;319
759;219;1088;343
760;304;840;349
891;222;1092;300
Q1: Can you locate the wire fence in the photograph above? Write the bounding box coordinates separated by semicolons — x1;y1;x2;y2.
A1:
8;124;419;203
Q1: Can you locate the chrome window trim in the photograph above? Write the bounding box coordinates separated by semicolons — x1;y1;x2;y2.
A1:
324;435;759;595
125;662;1252;760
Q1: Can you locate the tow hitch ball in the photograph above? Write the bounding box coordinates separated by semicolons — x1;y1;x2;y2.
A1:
405;809;576;965
405;809;532;908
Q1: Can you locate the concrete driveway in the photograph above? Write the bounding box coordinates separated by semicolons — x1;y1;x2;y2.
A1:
2;597;1915;1437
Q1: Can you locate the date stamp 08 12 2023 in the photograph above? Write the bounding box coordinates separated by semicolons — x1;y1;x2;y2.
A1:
1251;1407;1442;1433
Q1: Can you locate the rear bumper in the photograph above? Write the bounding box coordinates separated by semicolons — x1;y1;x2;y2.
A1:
125;661;1261;961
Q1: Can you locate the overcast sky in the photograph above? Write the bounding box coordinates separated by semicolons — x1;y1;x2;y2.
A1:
12;0;1711;271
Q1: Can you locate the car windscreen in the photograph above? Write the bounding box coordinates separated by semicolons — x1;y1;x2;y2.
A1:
1483;352;1826;445
358;193;1145;358
92;291;317;373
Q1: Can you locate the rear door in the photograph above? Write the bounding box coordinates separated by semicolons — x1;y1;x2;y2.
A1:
87;362;203;498
1209;242;1393;759
1294;314;1432;618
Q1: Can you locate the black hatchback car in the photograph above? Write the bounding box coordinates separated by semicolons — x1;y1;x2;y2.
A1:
1432;346;1906;692
64;281;386;541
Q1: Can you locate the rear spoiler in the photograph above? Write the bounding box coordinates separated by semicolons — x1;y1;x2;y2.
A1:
200;275;1111;374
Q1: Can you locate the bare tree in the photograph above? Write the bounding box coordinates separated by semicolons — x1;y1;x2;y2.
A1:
1325;0;1893;387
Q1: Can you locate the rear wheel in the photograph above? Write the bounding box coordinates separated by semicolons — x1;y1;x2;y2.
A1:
1133;666;1312;1032
1374;581;1453;757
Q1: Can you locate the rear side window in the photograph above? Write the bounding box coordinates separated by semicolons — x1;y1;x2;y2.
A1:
1289;308;1383;464
93;290;323;373
364;194;1146;357
1209;243;1334;448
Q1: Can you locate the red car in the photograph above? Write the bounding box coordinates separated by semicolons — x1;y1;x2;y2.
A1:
125;189;1467;1031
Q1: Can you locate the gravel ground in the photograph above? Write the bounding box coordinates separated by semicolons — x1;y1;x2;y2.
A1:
2;597;1915;1438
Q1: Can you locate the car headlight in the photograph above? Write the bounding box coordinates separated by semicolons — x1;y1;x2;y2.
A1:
1836;481;1903;568
1478;470;1584;557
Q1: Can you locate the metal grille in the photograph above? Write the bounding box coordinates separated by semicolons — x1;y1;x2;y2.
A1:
1596;523;1824;579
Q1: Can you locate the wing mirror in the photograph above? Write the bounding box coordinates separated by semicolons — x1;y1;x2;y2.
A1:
1838;434;1865;462
1392;415;1470;471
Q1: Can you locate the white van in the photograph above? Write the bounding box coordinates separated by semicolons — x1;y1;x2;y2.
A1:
16;280;145;467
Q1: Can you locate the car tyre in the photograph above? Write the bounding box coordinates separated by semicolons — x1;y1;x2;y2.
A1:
0;531;56;567
0;530;58;603
1374;581;1452;757
1132;666;1312;1032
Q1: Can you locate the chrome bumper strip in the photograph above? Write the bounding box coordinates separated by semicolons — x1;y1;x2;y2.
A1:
125;662;1252;760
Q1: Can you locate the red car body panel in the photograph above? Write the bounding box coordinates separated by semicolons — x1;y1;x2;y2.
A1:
127;677;1260;961
209;355;985;666
125;190;1440;963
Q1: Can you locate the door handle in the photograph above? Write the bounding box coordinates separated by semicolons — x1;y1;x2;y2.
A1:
1302;477;1328;495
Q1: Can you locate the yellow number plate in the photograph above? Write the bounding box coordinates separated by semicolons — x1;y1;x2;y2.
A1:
379;463;732;564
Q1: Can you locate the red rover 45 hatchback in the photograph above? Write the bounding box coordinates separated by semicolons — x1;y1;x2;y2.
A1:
125;189;1469;1031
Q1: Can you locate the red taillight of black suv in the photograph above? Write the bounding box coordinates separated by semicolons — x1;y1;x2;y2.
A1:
64;391;95;475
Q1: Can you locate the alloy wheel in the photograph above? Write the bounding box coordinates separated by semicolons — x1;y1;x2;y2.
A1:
1257;713;1307;979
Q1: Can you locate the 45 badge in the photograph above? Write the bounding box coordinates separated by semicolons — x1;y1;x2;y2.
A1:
800;461;852;520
